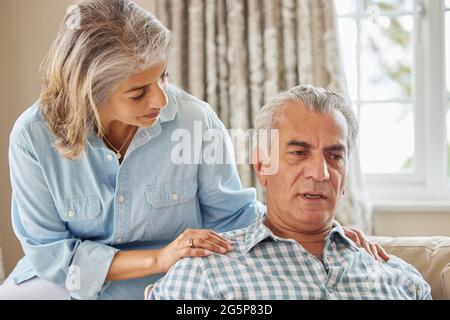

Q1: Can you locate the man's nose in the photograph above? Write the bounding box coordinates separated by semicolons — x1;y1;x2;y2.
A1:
304;156;330;182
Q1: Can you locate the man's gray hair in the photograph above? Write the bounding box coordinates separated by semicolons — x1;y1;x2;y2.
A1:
255;85;359;156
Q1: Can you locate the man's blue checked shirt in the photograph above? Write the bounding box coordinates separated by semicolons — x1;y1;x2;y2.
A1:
149;215;432;300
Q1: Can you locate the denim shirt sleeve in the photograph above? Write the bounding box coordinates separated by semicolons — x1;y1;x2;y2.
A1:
197;109;266;233
9;135;119;300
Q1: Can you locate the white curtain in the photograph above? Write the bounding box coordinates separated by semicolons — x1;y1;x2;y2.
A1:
141;0;373;233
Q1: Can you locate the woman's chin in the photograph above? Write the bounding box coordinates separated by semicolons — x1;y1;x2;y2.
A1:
137;116;159;128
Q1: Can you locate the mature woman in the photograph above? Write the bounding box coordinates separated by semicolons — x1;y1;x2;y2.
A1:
0;0;385;300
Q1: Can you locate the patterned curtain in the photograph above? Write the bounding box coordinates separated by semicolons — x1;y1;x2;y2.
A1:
137;0;373;233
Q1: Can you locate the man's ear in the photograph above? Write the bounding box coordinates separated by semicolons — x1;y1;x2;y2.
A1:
340;157;351;196
253;149;268;187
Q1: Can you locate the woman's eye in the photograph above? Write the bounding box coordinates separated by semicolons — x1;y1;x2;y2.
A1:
130;73;168;101
131;90;146;101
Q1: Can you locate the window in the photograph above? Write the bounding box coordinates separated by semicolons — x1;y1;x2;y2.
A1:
337;0;414;175
336;0;450;204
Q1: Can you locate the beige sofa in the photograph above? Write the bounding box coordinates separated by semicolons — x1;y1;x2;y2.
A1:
370;236;450;300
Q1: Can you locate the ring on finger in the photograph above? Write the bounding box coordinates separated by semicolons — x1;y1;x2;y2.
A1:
188;237;195;249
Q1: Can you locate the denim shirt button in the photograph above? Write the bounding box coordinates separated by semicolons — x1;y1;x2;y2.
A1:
171;193;178;201
67;210;76;218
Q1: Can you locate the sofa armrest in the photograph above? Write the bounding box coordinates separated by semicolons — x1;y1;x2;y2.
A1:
441;264;450;300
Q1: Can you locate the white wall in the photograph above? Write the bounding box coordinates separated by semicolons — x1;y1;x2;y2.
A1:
0;248;4;282
374;209;450;237
0;0;74;276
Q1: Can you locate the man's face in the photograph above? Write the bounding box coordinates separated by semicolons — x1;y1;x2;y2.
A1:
258;103;349;232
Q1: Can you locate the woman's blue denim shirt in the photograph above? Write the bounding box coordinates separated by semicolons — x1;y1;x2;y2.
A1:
7;85;264;299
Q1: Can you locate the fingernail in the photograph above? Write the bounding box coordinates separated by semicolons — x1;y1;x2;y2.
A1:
205;250;212;256
220;247;227;253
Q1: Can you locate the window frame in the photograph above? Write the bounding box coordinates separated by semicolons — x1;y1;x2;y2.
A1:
337;0;450;206
445;2;450;184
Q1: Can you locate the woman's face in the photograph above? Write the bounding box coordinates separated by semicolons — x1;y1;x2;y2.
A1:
99;59;169;131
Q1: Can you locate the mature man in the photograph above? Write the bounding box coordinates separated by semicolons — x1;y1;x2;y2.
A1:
148;85;431;300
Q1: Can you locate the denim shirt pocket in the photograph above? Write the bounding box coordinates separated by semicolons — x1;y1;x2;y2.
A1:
144;178;200;241
59;195;105;239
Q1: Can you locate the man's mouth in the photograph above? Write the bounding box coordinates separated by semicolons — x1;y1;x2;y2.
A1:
298;192;327;200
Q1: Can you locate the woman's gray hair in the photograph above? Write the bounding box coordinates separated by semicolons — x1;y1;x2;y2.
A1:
255;85;359;156
40;0;171;160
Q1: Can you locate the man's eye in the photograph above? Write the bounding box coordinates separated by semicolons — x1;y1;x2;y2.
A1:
291;151;307;156
329;154;344;161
